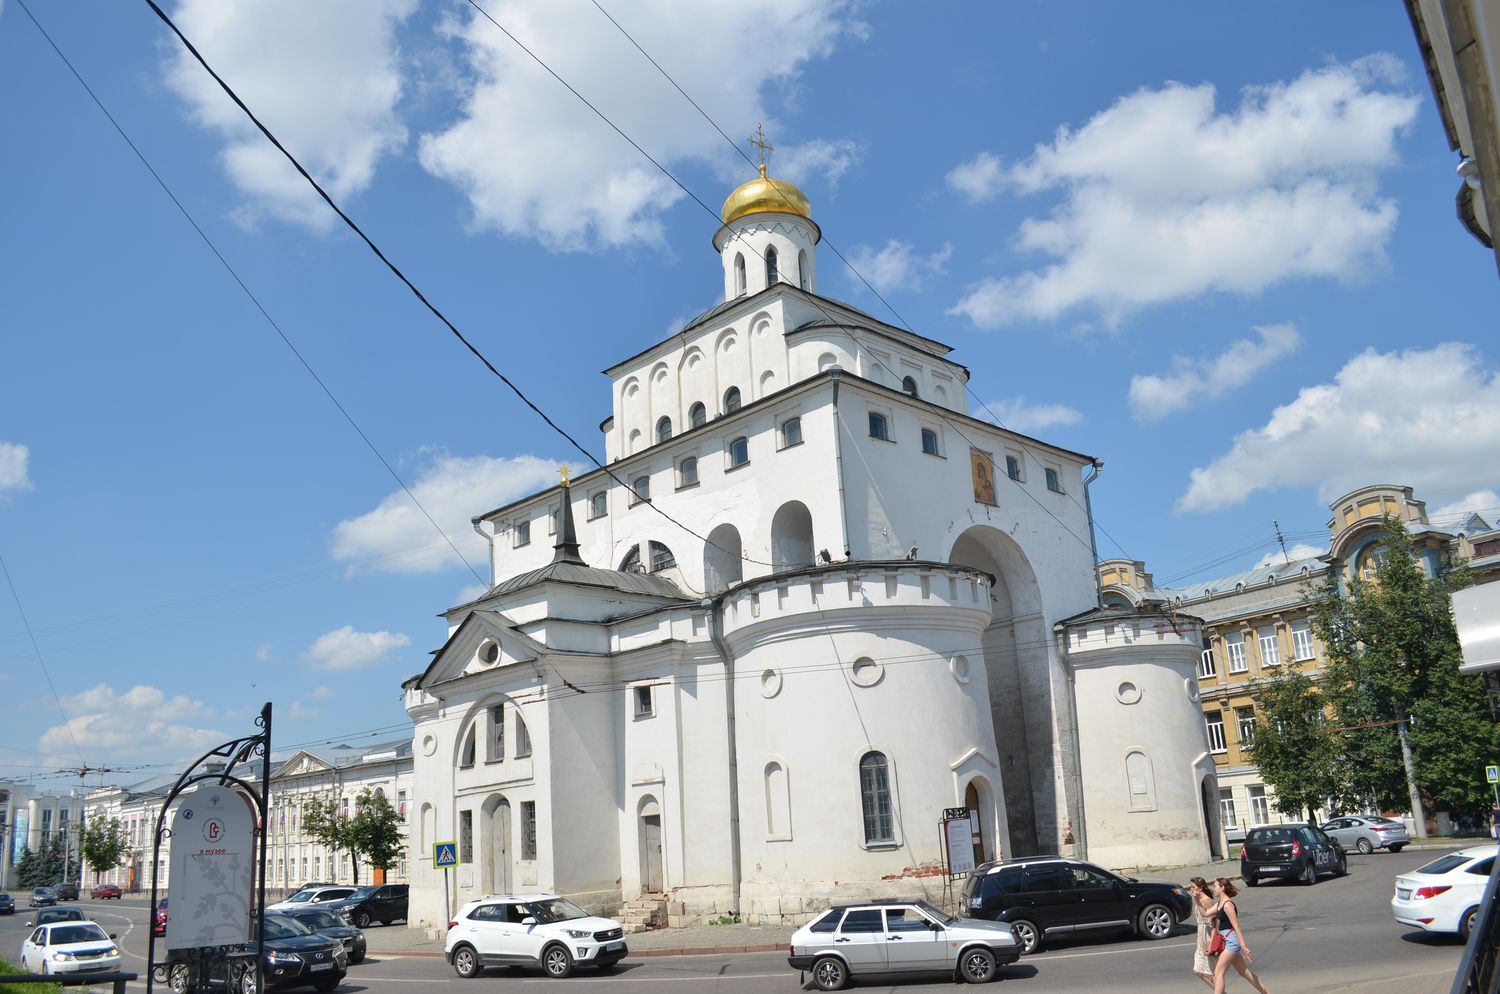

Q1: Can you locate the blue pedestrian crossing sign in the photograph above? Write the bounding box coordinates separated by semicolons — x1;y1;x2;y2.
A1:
434;841;459;868
1487;765;1498;785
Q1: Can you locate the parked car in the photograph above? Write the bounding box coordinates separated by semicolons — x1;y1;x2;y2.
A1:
55;882;80;901
160;912;347;992
27;905;87;928
18;920;122;976
268;886;358;913
282;907;366;964
153;897;169;937
1392;845;1498;939
788;899;1020;990
445;893;628;979
0;893;14;915
321;884;407;928
1241;824;1347;886
90;883;123;900
1320;815;1410;854
30;887;58;908
961;856;1191;954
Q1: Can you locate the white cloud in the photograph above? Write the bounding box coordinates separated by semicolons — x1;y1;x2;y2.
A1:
254;643;277;663
1179;343;1500;512
332;452;559;573
1252;543;1326;570
974;397;1084;434
0;441;32;494
776;138;862;188
1431;489;1500;525
161;0;419;230
1128;322;1303;422
286;701;320;720
38;684;226;764
310;685;337;700
418;0;861;250
949;56;1419;328
303;626;411;671
845;240;952;294
454;582;490;606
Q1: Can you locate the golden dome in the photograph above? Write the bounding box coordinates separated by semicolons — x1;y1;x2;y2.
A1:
720;165;812;225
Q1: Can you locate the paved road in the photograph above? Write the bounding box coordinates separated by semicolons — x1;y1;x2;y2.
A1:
0;852;1475;991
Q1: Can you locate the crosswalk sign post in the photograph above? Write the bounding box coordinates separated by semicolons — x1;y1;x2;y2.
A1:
434;842;459;922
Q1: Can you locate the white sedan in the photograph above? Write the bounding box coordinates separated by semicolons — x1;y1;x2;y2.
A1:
19;920;123;975
1392;845;1497;939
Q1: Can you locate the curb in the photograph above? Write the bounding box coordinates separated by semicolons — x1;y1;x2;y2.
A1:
370;942;787;961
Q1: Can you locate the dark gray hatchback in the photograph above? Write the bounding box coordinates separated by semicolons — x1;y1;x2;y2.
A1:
1240;824;1347;886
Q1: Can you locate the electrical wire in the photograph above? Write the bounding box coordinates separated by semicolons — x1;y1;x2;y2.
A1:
0;549;88;768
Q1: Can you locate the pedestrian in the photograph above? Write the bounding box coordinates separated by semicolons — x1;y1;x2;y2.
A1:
1490;804;1498;840
1188;877;1218;988
1211;877;1270;994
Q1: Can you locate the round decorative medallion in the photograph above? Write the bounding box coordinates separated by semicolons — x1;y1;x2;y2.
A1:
950;654;972;684
849;657;883;688
1185;677;1200;702
421;734;437;756
759;668;782;699
1115;681;1142;705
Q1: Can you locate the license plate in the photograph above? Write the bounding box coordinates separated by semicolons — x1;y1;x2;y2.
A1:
1397;889;1411;900
1263;865;1284;871
606;942;624;952
311;963;335;972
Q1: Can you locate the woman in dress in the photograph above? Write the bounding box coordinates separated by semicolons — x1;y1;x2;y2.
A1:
1188;877;1218;988
1211;878;1271;994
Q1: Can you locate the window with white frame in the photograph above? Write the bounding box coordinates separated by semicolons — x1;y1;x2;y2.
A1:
1291;619;1315;661
1225;633;1248;674
620;546;643;574
648;540;676;573
588;491;607;520
858;751;895;845
1199;648;1217;679
1205;712;1227;753
513;520;530;548
677;456;698;489
1219;788;1238;828
868;411;891;441
633;685;654;718
1236;707;1257;749
1248;785;1271;824
1257;626;1281;667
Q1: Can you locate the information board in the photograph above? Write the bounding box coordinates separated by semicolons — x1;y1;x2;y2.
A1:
944;816;976;875
165;789;255;950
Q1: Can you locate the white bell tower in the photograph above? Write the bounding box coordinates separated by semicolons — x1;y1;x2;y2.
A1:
712;127;820;303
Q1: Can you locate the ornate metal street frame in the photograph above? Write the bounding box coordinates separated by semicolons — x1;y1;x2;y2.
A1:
146;702;271;993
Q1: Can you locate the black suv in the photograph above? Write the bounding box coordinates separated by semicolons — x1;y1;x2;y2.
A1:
962;857;1191;954
159;913;347;992
1240;824;1346;886
322;884;408;928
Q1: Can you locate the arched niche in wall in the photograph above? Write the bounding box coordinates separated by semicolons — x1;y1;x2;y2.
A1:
704;523;744;593
771;500;815;571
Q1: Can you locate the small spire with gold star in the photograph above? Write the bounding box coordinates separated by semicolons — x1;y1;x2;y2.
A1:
559;464;570;489
748;122;774;178
552;464;582;564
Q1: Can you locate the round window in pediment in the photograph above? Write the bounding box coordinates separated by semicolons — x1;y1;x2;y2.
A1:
479;640;500;665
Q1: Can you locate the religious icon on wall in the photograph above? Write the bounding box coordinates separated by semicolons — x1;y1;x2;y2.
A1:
971;450;998;506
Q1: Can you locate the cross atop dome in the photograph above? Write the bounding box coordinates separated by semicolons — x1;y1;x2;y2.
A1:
747;123;774;175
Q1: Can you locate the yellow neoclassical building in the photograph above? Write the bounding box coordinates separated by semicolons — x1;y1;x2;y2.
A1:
1100;484;1499;838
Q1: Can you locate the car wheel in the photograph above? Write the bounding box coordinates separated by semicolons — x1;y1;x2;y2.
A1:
811;955;847;991
237;966;258;994
354;911;371;928
169;962;192;993
1243;873;1258;887
1461;907;1479;941
1335;855;1348;877
1301;860;1318;885
959;946;997;984
1390;844;1405;854
1009;919;1041;954
1138;903;1174;940
350;950;365;965
314;977;342;993
542;943;575;979
1356;837;1374;855
452;944;481;979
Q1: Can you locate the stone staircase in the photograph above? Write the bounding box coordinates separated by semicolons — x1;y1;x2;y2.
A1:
618;894;666;933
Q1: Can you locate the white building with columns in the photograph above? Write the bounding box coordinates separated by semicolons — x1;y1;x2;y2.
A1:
402;165;1219;927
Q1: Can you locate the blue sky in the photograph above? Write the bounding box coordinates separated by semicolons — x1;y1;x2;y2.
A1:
2;0;1497;782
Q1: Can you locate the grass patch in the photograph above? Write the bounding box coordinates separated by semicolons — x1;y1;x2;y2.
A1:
0;958;59;994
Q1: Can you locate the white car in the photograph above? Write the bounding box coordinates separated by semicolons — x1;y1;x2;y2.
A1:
19;920;123;975
1392;845;1497;939
267;885;358;912
788;899;1020;990
445;893;628;979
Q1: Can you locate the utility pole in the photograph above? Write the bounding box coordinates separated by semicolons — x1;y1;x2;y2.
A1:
1395;710;1428;839
1274;520;1291;565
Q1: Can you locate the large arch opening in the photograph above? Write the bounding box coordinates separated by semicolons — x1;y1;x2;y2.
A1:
704;523;743;593
770;501;815;571
949;525;1055;857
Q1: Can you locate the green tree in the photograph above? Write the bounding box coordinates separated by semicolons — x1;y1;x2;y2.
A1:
302;795;358;884
349;789;404;874
15;836;66;889
1250;662;1344;822
1310;517;1500;824
79;814;129;883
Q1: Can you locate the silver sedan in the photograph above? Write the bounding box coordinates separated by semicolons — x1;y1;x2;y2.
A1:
1320;815;1410;854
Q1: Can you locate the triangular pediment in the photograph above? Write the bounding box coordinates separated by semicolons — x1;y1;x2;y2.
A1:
271;750;335;780
415;610;542;689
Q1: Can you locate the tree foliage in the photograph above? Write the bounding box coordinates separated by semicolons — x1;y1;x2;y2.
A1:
15;837;66;889
349;789;404;872
1250;662;1344;821
301;795;359;884
79;815;129;881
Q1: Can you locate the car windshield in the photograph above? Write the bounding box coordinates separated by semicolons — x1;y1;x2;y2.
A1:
523;898;588;924
263;916;314;940
914;900;957;925
283;890;317;904
298;911;343;928
39;909;84;923
34;889;55;897
52;924;110;945
348;887;377;900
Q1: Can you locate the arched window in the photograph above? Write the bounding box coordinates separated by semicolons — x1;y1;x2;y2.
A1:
724;386;742;413
649;541;676;573
460;724;476;768
780;417;802;448
798;249;809;290
689;402;707;428
766;247;779;285
620;546;643;574
734;253;746;296
901;376;919;398
728;436;750;468
678;456;698;488
631;475;650;504
868;411;890;441
589;491;607;519
920;428;940;456
859;751;894;845
655;416;672;444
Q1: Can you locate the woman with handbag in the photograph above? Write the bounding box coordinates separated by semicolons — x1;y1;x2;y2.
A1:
1211;878;1271;994
1189;877;1218;988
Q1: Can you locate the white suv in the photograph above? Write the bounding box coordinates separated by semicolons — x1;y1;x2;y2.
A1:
267;885;358;912
445;893;628;979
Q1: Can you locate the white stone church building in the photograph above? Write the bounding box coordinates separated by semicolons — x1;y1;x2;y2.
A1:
402;165;1219;927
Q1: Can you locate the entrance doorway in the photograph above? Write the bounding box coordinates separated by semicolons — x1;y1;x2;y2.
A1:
965;782;989;865
638;797;663;895
1201;777;1222;860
